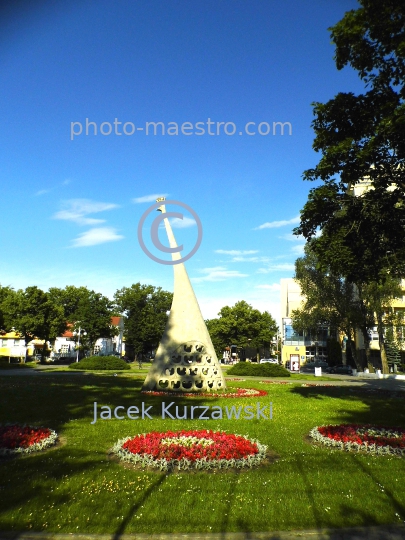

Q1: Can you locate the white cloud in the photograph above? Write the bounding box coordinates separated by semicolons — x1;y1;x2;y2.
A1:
132;193;169;203
191;266;249;283
197;295;280;323
254;215;300;230
70;227;124;247
35;189;50;196
257;263;295;274
231;256;270;263
255;283;281;291
53;199;119;226
290;244;305;255
169;216;196;228
215;249;259;255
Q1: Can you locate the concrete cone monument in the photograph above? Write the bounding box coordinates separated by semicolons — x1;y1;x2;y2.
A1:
142;198;226;393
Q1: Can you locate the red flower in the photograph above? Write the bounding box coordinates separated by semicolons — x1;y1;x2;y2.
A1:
0;425;52;450
121;429;260;463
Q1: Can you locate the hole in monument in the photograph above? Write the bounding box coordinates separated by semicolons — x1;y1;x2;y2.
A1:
195;380;203;388
218;382;222;387
183;355;193;364
213;370;218;375
189;368;198;376
195;344;204;353
172;355;181;363
165;368;175;376
202;368;209;375
182;381;192;389
196;355;202;363
172;381;181;389
206;357;212;363
177;367;186;375
158;380;169;389
183;344;192;352
207;381;214;388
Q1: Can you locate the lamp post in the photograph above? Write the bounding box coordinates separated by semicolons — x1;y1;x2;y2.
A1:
75;326;81;363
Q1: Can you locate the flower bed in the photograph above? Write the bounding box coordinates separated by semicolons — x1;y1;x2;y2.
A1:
0;424;58;456
302;383;334;387
309;424;405;456
141;387;267;398
259;381;291;385
112;429;267;471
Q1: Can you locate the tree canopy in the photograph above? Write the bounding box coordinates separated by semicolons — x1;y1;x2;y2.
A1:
114;283;172;360
1;286;67;361
295;0;405;283
293;1;405;374
206;301;278;358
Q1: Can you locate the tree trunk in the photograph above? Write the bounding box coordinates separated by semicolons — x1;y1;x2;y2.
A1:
40;338;48;364
376;312;389;374
359;326;373;371
346;327;361;370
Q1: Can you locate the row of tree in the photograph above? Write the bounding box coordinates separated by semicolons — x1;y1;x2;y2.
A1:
0;283;172;362
0;283;278;363
291;0;405;373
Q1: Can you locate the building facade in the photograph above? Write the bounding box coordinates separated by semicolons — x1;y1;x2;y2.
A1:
280;278;331;370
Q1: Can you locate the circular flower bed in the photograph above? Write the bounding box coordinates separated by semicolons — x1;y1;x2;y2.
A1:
112;429;267;471
141;387;267;398
259;381;291;385
309;424;405;456
0;424;58;456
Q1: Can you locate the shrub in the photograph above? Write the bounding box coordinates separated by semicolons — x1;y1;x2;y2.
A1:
69;356;130;371
227;362;290;377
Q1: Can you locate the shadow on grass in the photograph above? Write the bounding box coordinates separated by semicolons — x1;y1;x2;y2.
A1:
0;372;232;534
112;471;171;539
289;382;405;428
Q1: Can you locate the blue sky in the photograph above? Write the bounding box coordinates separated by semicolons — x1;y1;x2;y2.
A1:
0;0;364;324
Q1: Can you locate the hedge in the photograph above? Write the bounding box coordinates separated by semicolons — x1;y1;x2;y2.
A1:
69;356;130;371
226;362;290;377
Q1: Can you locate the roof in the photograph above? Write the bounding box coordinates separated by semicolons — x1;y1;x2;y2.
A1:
0;331;24;339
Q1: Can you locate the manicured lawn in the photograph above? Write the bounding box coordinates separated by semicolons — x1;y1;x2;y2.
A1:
0;373;405;534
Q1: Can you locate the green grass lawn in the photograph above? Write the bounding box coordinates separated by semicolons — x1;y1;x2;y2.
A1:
0;373;405;535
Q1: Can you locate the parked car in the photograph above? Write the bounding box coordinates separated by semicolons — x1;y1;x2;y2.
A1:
300;361;329;373
260;358;279;364
325;364;353;375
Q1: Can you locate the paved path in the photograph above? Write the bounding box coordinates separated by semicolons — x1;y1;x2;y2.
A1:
1;524;405;539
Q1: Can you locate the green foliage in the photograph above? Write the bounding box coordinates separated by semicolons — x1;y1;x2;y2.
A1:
69;356;130;371
294;1;405;282
114;283;172;360
1;286;67;361
227;362;290;377
206;301;278;357
73;290;116;353
48;286;94;321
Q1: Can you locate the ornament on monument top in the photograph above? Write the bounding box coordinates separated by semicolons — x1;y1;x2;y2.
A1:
138;197;226;393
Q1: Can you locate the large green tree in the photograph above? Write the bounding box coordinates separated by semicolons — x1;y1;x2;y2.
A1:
294;0;405;373
72;290;116;356
291;244;363;369
1;286;67;362
0;285;14;331
295;0;405;281
114;283;172;361
206;301;278;359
